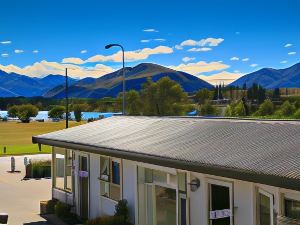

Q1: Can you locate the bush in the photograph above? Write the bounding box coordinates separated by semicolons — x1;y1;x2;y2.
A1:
200;103;218;116
73;104;86;122
85;216;126;225
48;106;65;119
279;101;296;116
8;105;19;118
254;99;274;116
115;199;129;223
31;160;51;178
54;202;71;218
293;109;300;119
233;101;247;117
16;104;39;122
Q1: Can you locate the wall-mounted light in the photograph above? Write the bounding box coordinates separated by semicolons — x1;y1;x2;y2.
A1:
188;178;200;192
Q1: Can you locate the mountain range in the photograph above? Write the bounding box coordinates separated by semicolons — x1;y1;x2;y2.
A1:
0;63;213;98
1;62;300;98
230;62;300;88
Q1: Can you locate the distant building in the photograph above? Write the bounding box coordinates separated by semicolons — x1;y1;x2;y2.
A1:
33;116;300;225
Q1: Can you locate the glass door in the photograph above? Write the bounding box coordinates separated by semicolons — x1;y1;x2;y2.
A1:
209;180;233;225
79;155;89;219
258;189;274;225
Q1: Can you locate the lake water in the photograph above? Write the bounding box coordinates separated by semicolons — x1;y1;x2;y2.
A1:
0;110;121;121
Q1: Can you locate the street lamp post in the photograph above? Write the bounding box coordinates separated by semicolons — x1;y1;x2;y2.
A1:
105;44;126;115
65;68;69;128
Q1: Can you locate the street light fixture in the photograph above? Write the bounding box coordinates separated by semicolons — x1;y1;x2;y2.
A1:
105;44;126;115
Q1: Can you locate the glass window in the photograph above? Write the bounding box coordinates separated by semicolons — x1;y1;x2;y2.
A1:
285;198;300;220
53;148;73;192
99;156;121;201
259;192;271;225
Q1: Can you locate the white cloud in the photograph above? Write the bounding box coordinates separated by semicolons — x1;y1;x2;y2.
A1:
180;38;224;47
242;58;249;62
230;57;239;61
33;50;39;53
141;40;150;43
280;60;288;64
1;41;11;44
284;43;292;48
143;28;159;32
250;64;258;67
62;45;174;64
0;60;114;78
168;61;229;75
175;45;183;50
288;52;296;55
1;53;9;57
234;70;240;73
154;38;166;42
14;49;24;54
199;71;243;85
182;57;195;63
187;47;212;52
80;50;87;54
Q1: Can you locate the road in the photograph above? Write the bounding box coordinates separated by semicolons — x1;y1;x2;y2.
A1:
0;155;52;225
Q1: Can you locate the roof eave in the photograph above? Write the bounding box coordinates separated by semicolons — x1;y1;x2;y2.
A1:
32;136;300;191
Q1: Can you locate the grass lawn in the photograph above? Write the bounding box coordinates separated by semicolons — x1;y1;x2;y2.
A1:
0;121;84;156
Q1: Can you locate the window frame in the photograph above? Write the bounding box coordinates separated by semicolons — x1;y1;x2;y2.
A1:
257;188;274;225
53;147;73;193
99;156;122;201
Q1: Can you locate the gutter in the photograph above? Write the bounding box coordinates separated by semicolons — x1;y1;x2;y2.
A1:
32;136;300;191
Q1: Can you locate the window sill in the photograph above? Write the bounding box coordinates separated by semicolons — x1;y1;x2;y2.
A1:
100;195;119;204
53;187;73;194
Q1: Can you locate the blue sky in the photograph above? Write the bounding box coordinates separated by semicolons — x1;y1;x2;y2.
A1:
0;0;299;84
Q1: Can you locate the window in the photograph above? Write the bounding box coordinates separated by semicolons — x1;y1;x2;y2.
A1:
99;156;122;201
285;198;300;220
53;147;73;192
257;189;274;225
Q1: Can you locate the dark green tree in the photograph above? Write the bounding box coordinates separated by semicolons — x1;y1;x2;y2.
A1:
200;102;218;116
48;106;65;119
16;104;39;123
195;88;211;104
7;105;19;118
126;90;142;115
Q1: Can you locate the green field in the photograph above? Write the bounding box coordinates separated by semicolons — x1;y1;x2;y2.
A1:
0;121;84;156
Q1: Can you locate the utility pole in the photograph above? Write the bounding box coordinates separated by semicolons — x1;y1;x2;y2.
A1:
65;68;69;129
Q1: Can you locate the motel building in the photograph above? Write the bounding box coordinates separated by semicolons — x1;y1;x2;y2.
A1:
32;116;300;225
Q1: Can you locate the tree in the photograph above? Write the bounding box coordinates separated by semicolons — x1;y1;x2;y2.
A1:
73;104;86;122
279;101;296;116
254;99;274;116
234;101;247;117
200;102;218;116
126;90;142;115
8;105;19;118
293;109;300;119
141;77;189;116
48;106;65;119
273;88;280;99
16;104;39;123
225;105;234;117
195;88;211;104
247;83;266;103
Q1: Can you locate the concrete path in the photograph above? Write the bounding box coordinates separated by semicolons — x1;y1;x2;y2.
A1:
0;155;53;225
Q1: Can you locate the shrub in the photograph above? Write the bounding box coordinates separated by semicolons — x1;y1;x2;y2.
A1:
115;199;129;223
200;102;218;116
16;104;39;122
280;101;296;116
8;105;19;118
31;160;51;178
293;109;300;119
233;101;247;117
48;106;65;119
254;99;274;116
73;104;86;122
54;202;71;218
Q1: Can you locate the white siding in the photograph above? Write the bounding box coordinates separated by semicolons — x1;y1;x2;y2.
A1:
89;153;101;218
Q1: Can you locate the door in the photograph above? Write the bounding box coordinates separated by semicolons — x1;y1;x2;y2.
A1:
258;189;274;225
209;181;233;225
79;155;89;219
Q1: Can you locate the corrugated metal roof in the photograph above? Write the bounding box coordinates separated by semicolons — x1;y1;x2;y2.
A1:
33;116;300;190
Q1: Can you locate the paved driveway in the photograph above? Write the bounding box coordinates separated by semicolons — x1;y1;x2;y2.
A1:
0;155;52;225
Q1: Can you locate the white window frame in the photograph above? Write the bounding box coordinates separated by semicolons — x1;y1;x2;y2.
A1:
99;156;123;202
207;179;233;225
257;188;274;225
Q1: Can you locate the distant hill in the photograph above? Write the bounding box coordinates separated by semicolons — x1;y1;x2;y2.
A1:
0;71;77;97
230;62;300;88
44;63;213;98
